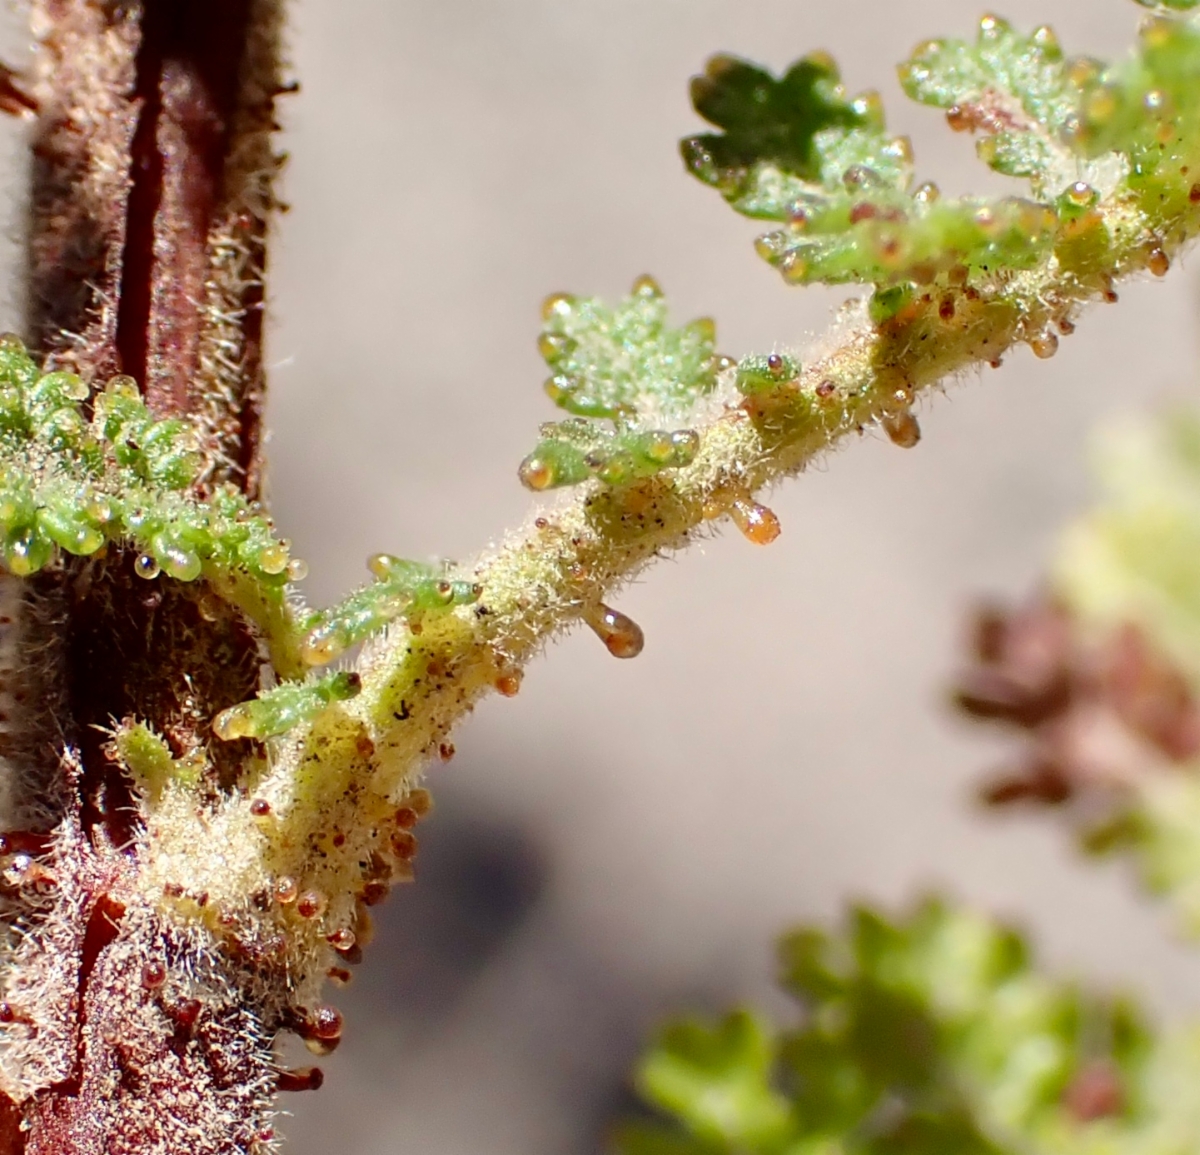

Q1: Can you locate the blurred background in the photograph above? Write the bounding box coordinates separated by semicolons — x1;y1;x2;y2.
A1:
5;1;1200;1151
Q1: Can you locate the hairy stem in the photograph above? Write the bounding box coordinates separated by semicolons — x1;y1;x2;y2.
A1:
2;2;290;1152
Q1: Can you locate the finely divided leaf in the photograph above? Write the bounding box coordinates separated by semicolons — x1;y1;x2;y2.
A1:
538;276;721;422
899;17;1093;188
520;278;716;491
680;50;1060;287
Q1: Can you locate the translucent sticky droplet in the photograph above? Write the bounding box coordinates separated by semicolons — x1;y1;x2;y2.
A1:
275;876;299;904
86;497;115;524
540;292;574;322
134;554;161;580
585;603;645;660
309;1005;343;1041
4;531;51;576
296;890;326;919
62;376;90;402
644;433;676;464
1147;246;1170;277
978;13;1008;39
1144;88;1169;114
105;375;140;400
913;181;940;205
631;274;663;298
729;498;782;546
328;927;355;951
158;543;202;583
1029;332;1059;360
301;624;347;667
779;252;809;284
367;553;400;581
946;105;973;132
1065;181;1096;207
1085;86;1118;125
883;411;921;449
258;542;290;576
537;332;571;362
287;558;309;581
671;430;700;461
212;705;255;742
1030;24;1061;56
518;455;554;492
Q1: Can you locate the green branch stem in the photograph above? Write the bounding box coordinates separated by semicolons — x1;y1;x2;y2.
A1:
208;190;1198;971
32;4;1200;993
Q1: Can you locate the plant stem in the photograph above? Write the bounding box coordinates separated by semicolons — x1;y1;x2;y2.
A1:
1;2;289;1151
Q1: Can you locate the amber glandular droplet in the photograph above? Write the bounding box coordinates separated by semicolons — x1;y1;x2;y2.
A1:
309;1006;343;1041
1029;332;1059;359
328;927;356;951
585;604;644;659
1147;246;1170;277
882;411;921;449
945;104;973;132
518;456;554;492
728;498;781;546
277;1067;324;1093
301;1005;344;1056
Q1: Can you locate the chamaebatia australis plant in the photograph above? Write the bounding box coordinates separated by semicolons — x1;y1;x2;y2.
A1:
1;0;1200;1151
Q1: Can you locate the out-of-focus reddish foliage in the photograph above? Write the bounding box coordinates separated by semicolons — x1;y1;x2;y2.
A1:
953;597;1200;809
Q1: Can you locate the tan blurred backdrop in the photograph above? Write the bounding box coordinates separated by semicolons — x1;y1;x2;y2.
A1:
5;1;1200;1152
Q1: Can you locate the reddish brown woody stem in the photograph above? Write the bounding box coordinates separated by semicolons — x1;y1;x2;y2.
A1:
0;2;290;1151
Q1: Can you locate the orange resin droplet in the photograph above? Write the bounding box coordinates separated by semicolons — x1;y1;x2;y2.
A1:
883;411;921;449
518;456;554;491
729;498;781;545
586;604;645;659
1029;332;1059;359
495;670;523;697
1147;246;1170;277
945;104;972;132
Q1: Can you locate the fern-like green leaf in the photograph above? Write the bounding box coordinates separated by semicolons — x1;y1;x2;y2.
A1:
520;277;716;491
538;276;723;422
684;11;1200;290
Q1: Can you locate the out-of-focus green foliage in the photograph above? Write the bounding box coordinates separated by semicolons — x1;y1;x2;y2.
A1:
616;900;1200;1155
1058;409;1200;686
1045;406;1200;933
